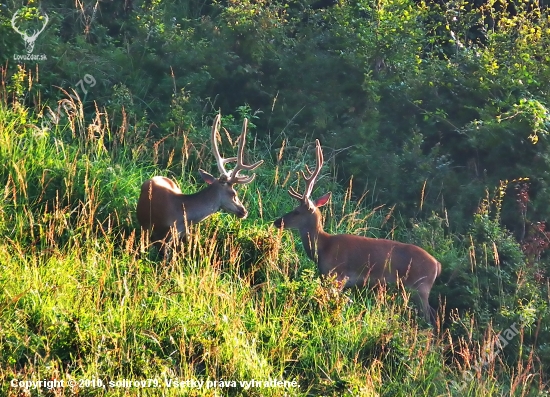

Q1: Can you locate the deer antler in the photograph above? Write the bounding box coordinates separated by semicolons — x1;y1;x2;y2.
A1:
227;118;264;184
288;139;324;201
211;114;263;185
211;114;237;180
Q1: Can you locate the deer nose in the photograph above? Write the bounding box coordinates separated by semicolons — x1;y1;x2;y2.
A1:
273;218;283;228
237;208;248;219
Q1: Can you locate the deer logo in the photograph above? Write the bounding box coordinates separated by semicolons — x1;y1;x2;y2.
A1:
11;9;49;54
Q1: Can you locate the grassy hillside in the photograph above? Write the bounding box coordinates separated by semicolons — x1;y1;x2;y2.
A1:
0;75;548;396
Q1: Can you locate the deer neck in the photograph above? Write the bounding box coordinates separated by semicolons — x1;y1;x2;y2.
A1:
179;185;221;225
299;211;326;263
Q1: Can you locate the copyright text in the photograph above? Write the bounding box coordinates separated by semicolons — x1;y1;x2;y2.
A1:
10;377;299;390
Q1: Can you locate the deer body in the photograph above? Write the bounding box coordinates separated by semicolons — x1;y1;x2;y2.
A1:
306;231;440;289
137;114;262;249
274;140;441;323
137;174;248;243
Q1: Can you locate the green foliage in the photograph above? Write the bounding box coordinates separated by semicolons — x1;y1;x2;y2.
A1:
4;0;549;235
1;0;550;394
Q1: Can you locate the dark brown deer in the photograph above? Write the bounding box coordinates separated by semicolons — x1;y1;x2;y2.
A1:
274;140;441;323
137;114;263;250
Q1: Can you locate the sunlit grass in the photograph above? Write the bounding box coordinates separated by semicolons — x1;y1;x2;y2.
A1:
0;84;547;397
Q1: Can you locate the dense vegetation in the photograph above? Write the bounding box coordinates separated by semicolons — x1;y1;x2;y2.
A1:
1;0;549;395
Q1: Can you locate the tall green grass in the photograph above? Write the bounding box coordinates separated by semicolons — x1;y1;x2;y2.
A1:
0;75;548;396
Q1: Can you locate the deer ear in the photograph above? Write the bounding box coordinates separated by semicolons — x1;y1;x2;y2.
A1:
314;192;331;207
198;169;216;185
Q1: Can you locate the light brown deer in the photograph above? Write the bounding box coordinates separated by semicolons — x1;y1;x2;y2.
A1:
137;114;263;250
273;140;441;323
